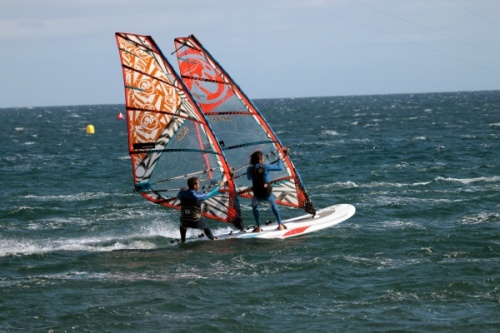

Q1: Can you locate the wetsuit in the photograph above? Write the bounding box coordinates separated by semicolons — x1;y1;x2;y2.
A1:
176;185;219;243
247;159;283;227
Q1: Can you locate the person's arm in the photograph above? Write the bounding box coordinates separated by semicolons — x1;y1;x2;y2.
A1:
265;158;283;171
194;185;221;200
206;185;221;198
247;166;253;181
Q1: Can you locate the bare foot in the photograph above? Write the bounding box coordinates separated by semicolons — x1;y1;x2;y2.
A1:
253;226;262;233
276;224;287;230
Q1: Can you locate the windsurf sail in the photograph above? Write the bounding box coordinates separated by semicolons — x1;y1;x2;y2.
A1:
174;35;315;215
115;32;241;225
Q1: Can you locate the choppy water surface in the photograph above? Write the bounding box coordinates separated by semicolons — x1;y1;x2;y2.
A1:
1;91;499;332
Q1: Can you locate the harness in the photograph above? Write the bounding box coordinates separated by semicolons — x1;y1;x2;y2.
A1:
179;196;201;222
250;165;272;198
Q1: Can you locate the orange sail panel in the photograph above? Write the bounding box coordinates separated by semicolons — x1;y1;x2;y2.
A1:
174;35;315;214
115;32;240;223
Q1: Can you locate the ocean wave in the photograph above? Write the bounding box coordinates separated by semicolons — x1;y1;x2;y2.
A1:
0;233;176;257
350;138;371;143
23;191;130;202
458;212;500;225
435;176;500;184
321;130;342;136
379;220;426;230
7;206;37;215
369;195;465;206
319;181;432;190
334;254;424;271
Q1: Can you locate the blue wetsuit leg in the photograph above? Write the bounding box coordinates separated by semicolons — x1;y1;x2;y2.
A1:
252;195;282;226
252;198;261;227
267;194;282;224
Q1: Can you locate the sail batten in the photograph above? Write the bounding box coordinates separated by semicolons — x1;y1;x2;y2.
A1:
181;75;227;85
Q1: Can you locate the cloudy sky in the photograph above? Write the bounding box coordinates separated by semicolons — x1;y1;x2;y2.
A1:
1;0;499;108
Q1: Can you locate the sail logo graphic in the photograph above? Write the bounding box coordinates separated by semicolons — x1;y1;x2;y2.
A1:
176;127;189;142
179;54;232;113
209;116;232;122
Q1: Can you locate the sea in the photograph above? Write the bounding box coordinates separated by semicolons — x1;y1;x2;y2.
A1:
1;91;499;332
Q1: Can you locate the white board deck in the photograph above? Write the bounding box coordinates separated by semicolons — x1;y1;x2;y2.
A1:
179;204;355;243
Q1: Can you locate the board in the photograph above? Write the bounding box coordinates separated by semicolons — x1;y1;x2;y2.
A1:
176;204;355;243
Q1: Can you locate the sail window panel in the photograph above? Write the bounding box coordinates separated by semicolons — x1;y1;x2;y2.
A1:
208;93;249;114
223;144;289;179
207;114;270;148
151;149;223;194
147;119;223;193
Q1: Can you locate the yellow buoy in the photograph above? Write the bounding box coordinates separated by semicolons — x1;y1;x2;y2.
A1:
86;124;95;134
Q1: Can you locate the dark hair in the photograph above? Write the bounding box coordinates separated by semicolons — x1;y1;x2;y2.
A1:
187;177;199;189
250;151;264;165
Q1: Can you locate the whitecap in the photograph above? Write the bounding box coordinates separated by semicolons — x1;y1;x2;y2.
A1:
24;192;116;202
0;234;166;257
379;220;425;230
363;181;431;188
321;130;340;136
8;206;35;215
458;212;500;225
317;181;358;189
435;176;500;184
351;138;371;143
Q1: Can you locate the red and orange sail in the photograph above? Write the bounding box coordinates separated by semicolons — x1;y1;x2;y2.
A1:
174;35;315;214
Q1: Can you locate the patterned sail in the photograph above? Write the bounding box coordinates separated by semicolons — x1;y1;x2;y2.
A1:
174;35;315;214
115;32;241;224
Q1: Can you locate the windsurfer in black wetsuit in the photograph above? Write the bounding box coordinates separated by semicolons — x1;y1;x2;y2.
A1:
176;177;220;243
247;149;289;232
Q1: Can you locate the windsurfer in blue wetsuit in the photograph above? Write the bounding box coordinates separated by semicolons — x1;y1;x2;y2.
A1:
177;177;220;243
247;149;289;232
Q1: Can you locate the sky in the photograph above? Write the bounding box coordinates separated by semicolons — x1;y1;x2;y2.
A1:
1;0;500;108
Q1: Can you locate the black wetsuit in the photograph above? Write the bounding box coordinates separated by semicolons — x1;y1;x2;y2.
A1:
176;186;219;242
